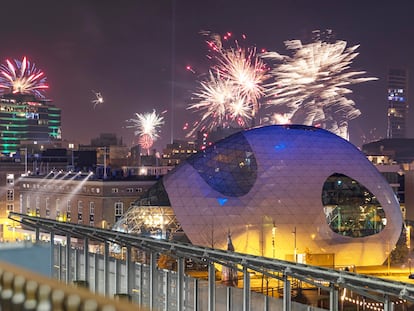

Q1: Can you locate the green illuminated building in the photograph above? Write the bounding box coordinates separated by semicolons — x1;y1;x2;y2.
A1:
0;93;61;155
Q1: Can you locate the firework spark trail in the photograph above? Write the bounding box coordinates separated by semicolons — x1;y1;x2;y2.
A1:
261;34;377;139
0;56;48;97
187;31;269;137
91;90;104;109
126;110;165;150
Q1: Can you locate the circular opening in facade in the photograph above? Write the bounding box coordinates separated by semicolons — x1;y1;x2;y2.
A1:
322;173;386;237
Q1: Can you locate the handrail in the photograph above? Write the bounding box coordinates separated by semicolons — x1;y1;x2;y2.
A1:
8;211;414;305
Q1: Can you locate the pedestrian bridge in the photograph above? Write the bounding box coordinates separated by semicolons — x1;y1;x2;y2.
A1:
5;212;414;311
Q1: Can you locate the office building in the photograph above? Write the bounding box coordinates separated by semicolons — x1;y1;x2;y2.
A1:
0;93;61;155
387;68;408;139
160;139;198;166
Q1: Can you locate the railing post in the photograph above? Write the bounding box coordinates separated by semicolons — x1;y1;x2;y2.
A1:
94;252;99;292
226;286;232;311
177;257;184;311
283;273;291;311
194;278;199;311
104;241;109;296
138;263;143;306
74;248;79;281
164;269;169;311
126;246;131;296
329;283;339;311
58;243;62;281
66;234;71;284
149;251;157;310
208;261;216;311
114;258;120;294
243;266;250;311
50;231;54;277
384;295;394;311
264;294;269;311
84;237;89;283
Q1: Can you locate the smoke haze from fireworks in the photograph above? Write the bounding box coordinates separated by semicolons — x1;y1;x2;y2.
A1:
0;56;48;98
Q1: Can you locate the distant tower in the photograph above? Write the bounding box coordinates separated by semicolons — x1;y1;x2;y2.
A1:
387;68;408;138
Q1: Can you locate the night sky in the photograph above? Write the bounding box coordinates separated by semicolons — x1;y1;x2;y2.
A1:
1;1;413;150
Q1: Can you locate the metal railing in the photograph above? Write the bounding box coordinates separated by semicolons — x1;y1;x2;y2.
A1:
8;211;414;311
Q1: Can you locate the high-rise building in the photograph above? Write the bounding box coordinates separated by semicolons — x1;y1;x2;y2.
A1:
0;93;61;155
387;68;408;139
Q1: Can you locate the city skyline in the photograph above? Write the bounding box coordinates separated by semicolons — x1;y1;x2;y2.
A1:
0;1;413;150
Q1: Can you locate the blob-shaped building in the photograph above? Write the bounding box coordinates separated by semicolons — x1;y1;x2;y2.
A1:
161;125;403;266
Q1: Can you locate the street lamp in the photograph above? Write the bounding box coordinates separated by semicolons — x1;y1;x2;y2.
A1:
292;226;297;262
272;222;276;259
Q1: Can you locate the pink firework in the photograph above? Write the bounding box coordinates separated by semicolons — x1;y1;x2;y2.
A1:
139;134;154;152
0;56;48;97
188;31;269;137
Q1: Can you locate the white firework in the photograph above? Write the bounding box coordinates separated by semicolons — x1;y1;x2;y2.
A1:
126;109;165;143
91;90;104;109
262;34;377;139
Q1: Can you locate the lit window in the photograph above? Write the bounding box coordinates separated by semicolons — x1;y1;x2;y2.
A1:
89;202;95;215
78;201;83;212
114;202;123;222
77;202;83;223
6;174;14;185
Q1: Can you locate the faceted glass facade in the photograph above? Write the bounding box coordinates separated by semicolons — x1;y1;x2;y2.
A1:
187;133;257;197
163;125;403;266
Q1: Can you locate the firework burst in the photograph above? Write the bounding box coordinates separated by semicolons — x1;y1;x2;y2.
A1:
187;32;269;137
91;90;104;109
126;110;165;151
0;56;48;97
261;31;377;139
